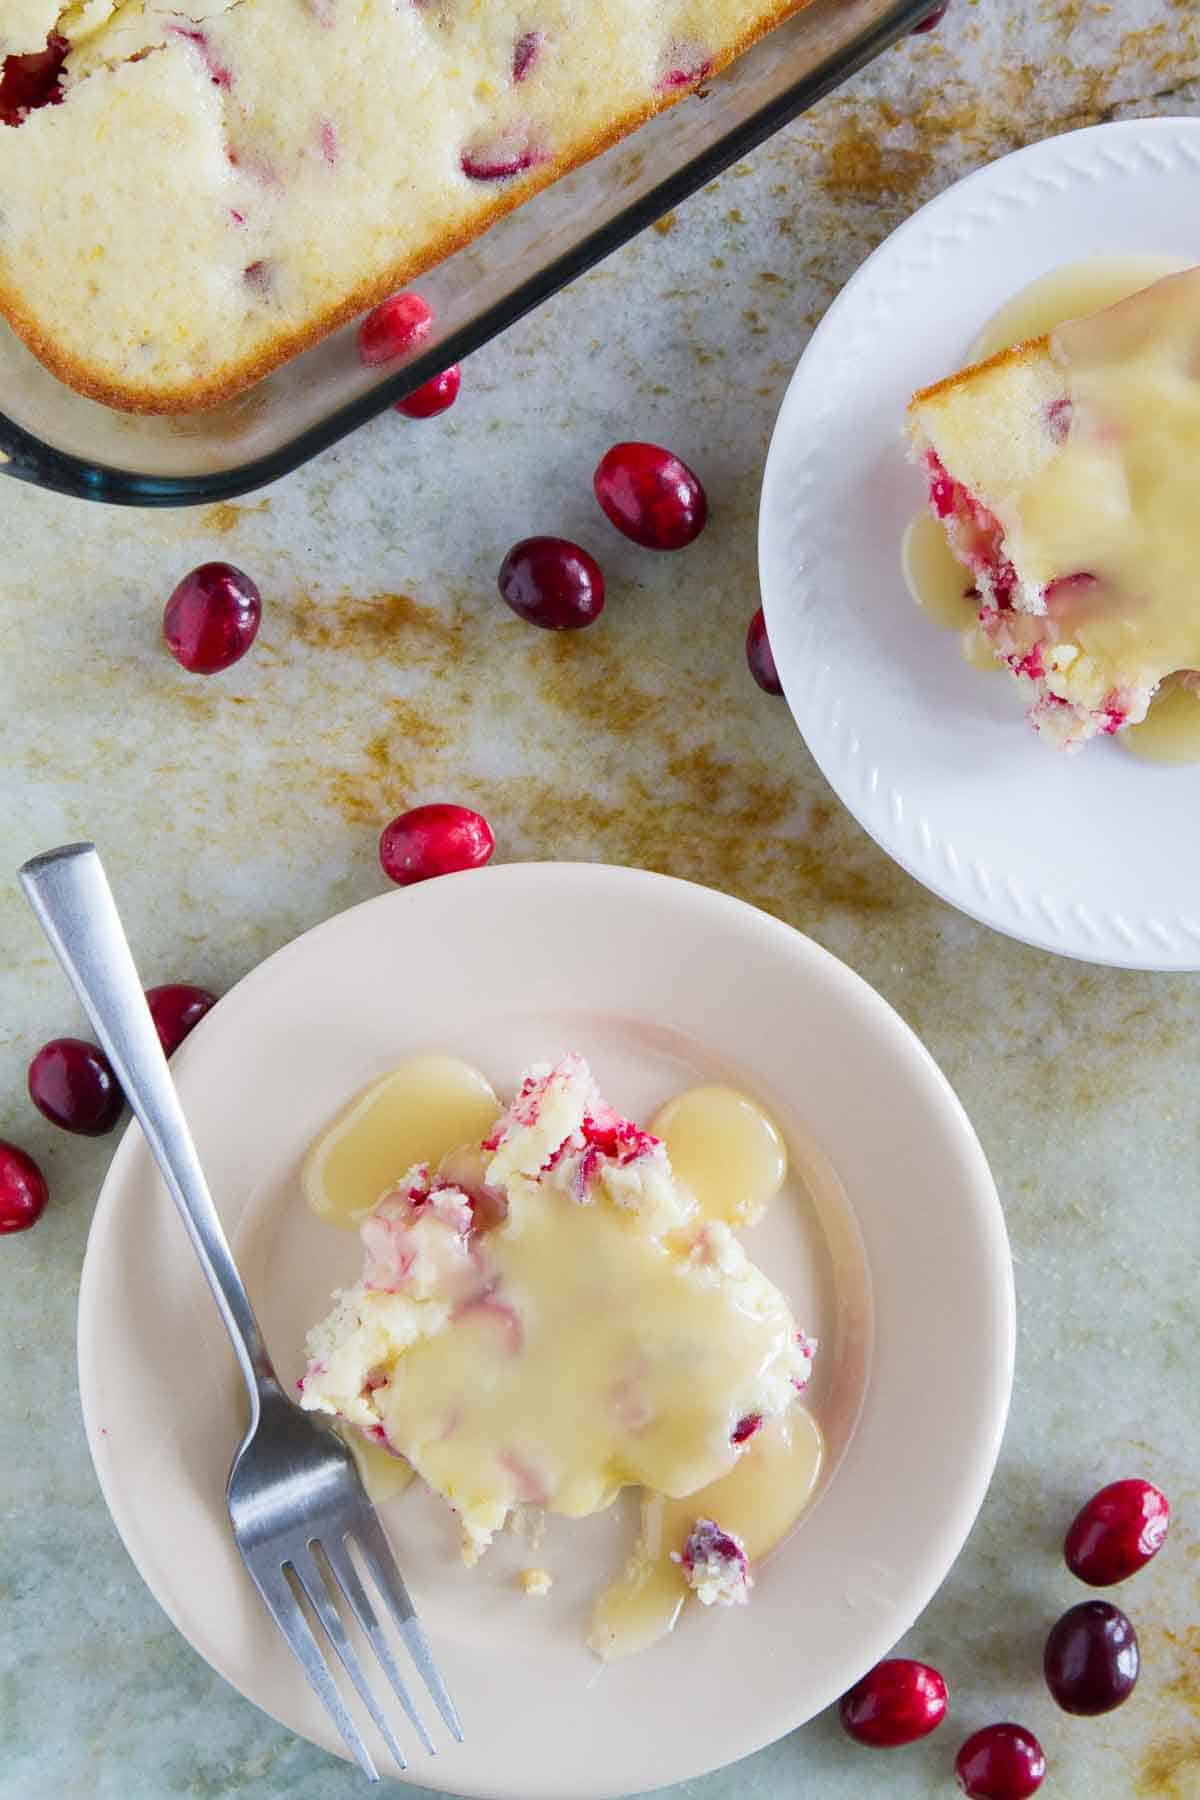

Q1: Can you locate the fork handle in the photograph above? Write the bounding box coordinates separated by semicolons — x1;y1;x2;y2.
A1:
21;843;278;1419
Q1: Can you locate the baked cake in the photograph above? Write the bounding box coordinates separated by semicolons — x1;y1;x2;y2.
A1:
299;1053;814;1565
908;265;1200;749
0;0;815;412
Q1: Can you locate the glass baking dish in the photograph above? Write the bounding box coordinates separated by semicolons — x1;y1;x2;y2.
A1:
0;0;932;507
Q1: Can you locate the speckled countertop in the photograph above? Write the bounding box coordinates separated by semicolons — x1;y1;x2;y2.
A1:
3;4;1200;1797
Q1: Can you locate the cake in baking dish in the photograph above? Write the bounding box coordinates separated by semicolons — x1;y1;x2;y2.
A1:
0;0;815;412
907;265;1200;749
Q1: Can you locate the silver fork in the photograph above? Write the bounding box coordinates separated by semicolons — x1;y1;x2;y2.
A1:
21;842;463;1783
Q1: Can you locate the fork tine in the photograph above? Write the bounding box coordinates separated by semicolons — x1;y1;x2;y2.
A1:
321;1536;437;1757
245;1558;379;1782
350;1509;465;1743
290;1545;410;1772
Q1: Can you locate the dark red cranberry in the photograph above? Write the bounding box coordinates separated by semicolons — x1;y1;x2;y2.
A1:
379;804;494;886
498;537;605;630
0;1142;49;1233
912;3;949;31
746;608;783;695
396;365;461;418
593;442;707;550
1064;1478;1169;1585
1044;1600;1139;1715
145;985;218;1058
28;1038;123;1136
839;1659;948;1748
0;34;67;127
731;1413;763;1447
357;293;434;366
163;563;262;674
955;1725;1045;1798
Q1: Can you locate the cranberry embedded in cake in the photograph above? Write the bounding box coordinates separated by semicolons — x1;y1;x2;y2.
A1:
674;1518;752;1605
300;1055;816;1566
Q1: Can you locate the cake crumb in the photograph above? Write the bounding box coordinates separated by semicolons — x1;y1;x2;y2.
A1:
512;1503;547;1548
520;1568;554;1597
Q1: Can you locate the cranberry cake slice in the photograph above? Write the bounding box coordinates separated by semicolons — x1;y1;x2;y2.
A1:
300;1054;814;1565
907;266;1200;749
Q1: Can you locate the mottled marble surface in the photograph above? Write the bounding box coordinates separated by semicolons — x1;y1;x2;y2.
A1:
3;3;1200;1796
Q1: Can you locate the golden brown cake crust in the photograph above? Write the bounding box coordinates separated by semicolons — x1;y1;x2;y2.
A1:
0;0;813;416
908;332;1052;416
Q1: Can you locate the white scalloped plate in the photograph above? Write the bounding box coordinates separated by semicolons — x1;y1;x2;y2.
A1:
759;117;1200;970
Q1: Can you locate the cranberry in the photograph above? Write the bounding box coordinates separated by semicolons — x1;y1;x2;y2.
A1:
1044;1600;1139;1715
145;984;218;1058
746;607;783;695
593;442;707;550
379;804;495;886
357;292;434;366
28;1038;123;1136
1064;1478;1169;1585
498;537;605;630
163;563;262;674
460;126;546;180
955;1725;1045;1798
512;29;544;82
657;52;714;91
839;1659;948;1748
731;1413;763;1447
678;1518;750;1598
396;365;461;419
1046;396;1073;443
912;3;949;31
0;1142;49;1233
0;34;67;127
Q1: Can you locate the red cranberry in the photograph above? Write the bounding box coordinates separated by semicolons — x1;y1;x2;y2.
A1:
912;3;949;31
145;984;218;1058
460;126;546;180
955;1725;1045;1798
593;442;707;550
498;537;605;630
396;365;461;419
357;292;434;366
28;1038;123;1136
379;804;495;886
746;607;783;695
163;563;262;674
839;1659;948;1748
1044;1600;1139;1715
731;1413;763;1447
1064;1478;1169;1585
0;34;67;126
0;1142;49;1234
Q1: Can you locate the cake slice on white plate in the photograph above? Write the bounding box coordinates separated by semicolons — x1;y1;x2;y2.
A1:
907;264;1200;749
